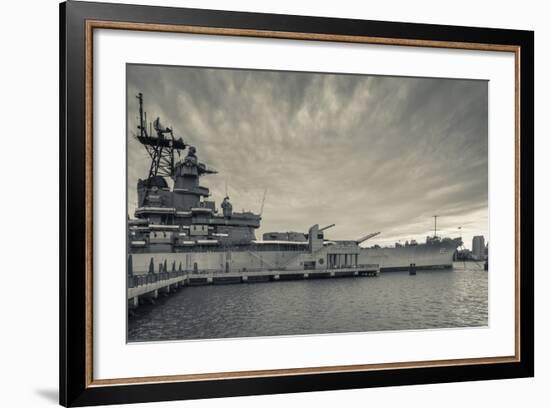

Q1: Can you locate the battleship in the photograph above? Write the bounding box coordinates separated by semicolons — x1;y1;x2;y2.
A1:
127;93;461;280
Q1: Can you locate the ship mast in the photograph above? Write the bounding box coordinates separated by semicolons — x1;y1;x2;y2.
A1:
433;215;438;238
135;92;186;179
137;92;146;138
259;188;267;216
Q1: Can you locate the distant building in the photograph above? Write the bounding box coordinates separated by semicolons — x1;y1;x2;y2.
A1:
472;236;486;260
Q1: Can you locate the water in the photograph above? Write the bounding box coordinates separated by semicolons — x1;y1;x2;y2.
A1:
127;263;488;342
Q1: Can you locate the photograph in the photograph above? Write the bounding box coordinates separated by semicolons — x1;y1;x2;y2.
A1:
126;64;489;343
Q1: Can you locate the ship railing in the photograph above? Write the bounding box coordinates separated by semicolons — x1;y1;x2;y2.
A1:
185;264;380;275
327;263;379;269
128;270;187;288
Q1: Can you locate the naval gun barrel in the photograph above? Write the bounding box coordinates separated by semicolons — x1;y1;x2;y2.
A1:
356;231;381;244
319;224;336;232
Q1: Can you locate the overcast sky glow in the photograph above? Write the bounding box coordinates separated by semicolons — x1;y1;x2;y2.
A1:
127;64;488;250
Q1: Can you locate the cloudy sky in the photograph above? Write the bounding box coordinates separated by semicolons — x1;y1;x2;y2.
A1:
127;64;488;250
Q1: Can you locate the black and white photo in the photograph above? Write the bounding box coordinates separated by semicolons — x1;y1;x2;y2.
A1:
126;64;489;342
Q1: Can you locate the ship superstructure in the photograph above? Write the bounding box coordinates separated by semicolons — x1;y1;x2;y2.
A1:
131;93;260;251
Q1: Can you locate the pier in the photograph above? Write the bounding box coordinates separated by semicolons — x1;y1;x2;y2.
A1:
127;271;188;308
127;264;379;308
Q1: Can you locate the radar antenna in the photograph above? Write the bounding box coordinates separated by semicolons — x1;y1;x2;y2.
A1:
135;93;186;179
259;188;268;216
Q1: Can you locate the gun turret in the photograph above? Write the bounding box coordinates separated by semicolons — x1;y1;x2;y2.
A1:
356;232;381;244
319;224;336;232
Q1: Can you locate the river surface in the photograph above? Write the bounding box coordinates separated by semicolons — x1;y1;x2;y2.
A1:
128;262;488;342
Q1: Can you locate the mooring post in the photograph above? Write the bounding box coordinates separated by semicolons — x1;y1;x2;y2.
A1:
409;263;417;275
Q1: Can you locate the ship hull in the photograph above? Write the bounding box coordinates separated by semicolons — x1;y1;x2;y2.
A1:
128;239;461;275
359;239;461;272
128;249;302;275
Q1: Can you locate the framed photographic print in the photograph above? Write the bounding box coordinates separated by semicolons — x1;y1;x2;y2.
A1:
60;1;534;406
